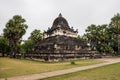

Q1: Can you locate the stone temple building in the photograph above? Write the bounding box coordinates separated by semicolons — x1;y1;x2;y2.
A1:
32;13;93;61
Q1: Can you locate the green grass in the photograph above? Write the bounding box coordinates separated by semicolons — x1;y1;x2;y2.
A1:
41;62;120;80
0;57;101;78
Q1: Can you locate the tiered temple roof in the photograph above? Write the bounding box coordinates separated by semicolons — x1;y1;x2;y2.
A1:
44;13;78;36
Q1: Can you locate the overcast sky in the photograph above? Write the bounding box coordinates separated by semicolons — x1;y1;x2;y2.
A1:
0;0;120;40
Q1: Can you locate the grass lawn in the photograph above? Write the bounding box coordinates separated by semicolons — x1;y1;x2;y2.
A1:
41;62;120;80
0;57;101;78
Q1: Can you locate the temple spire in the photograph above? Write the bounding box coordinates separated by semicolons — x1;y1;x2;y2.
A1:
59;13;62;17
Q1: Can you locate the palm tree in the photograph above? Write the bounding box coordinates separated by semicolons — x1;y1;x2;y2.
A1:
28;29;43;44
3;15;28;58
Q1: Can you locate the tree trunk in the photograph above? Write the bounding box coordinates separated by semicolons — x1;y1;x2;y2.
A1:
13;43;17;58
10;40;17;58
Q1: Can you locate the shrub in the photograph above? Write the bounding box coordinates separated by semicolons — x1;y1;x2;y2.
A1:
70;60;75;65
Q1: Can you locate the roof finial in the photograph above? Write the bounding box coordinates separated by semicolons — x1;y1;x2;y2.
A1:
59;13;62;17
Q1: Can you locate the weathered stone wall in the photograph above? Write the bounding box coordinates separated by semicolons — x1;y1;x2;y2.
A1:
44;28;77;38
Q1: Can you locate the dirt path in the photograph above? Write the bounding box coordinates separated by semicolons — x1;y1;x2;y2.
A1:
1;58;120;80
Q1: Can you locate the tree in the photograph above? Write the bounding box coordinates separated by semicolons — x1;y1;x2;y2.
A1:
84;24;99;50
77;35;84;40
22;40;34;54
109;13;120;55
100;44;114;55
83;13;120;55
28;29;43;43
0;36;10;56
3;15;28;58
84;24;113;54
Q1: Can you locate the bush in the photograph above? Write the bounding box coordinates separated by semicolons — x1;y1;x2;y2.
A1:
70;60;75;65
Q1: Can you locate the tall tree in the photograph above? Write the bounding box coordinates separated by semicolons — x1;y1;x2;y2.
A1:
109;13;120;55
3;15;28;58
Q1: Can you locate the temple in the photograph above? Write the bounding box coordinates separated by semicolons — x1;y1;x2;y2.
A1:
26;13;98;61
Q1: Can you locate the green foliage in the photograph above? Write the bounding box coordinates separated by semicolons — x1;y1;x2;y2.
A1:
24;29;43;54
109;13;120;33
22;40;34;53
77;35;81;40
0;36;10;56
16;43;24;53
3;15;28;57
84;24;110;52
70;60;76;65
100;45;114;54
109;13;120;54
84;13;120;55
29;29;43;43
